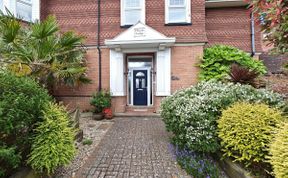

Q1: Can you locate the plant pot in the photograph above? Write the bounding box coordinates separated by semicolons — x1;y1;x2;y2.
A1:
103;108;113;120
92;113;104;120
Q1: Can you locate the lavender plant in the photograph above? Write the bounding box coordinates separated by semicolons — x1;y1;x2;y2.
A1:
169;144;221;178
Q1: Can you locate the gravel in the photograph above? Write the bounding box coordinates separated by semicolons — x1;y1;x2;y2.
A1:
54;113;113;178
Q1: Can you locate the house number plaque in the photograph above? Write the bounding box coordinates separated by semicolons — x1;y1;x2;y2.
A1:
134;27;146;37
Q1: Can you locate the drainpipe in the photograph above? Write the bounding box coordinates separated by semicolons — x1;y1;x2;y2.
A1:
97;0;102;91
250;12;256;57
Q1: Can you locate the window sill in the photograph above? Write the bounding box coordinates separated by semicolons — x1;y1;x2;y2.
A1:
165;22;192;26
120;25;133;28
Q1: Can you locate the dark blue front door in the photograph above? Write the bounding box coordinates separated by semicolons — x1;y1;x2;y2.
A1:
133;70;148;106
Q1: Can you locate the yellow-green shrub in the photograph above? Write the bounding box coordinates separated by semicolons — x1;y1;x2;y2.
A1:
269;121;288;178
217;102;284;166
27;102;76;175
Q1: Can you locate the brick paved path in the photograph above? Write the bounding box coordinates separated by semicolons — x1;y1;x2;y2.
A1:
77;117;190;178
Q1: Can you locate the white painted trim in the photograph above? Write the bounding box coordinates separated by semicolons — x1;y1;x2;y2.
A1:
173;42;206;46
32;0;40;22
99;42;206;49
156;48;171;96
110;50;125;96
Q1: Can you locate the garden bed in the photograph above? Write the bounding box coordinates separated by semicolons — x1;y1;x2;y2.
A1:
54;113;113;178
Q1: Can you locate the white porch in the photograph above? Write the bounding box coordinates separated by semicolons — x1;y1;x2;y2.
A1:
105;22;176;107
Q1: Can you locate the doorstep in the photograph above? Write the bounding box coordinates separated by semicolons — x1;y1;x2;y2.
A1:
114;112;161;118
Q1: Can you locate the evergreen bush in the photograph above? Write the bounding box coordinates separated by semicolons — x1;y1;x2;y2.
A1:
269;121;288;178
218;102;284;166
160;81;285;153
27;102;76;175
199;45;266;81
0;72;51;177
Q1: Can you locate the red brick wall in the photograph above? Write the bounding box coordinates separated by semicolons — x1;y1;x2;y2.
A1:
171;45;203;92
206;7;263;53
41;0;207;45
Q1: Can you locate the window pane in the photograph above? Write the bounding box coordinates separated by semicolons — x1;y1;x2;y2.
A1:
170;0;185;6
125;9;141;24
125;0;140;8
142;79;146;88
16;1;32;21
0;0;3;11
169;7;186;22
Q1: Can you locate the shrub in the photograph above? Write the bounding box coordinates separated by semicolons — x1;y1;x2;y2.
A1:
169;144;220;178
269;121;288;178
160;81;285;153
90;90;112;113
218;102;284;167
27;102;76;175
82;139;93;146
0;72;51;177
199;45;266;81
229;63;259;86
0;145;21;177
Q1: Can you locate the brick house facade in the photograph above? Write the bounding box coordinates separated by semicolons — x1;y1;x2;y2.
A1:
38;0;263;113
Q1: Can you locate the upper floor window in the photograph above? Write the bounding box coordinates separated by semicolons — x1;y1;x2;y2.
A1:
121;0;145;26
0;0;39;22
16;0;32;22
165;0;191;24
0;1;3;12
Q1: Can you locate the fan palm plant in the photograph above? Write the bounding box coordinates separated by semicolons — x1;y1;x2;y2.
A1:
0;10;90;88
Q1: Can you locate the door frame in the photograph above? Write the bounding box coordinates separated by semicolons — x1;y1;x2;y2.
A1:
130;67;151;106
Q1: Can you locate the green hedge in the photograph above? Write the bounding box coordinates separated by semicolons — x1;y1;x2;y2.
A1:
160;81;285;153
199;45;266;81
0;72;51;177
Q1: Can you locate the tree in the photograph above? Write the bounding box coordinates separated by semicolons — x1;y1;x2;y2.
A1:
0;11;90;88
248;0;288;54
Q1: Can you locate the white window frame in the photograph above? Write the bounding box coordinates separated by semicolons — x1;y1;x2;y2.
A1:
165;0;191;24
121;0;145;26
1;0;39;22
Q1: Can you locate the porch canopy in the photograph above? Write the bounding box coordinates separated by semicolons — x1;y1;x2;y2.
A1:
105;22;174;97
105;22;176;52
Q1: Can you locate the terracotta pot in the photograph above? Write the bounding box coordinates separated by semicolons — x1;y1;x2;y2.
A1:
92;113;104;120
103;108;113;119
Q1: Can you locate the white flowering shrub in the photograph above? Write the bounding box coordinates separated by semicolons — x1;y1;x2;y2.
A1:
160;81;285;153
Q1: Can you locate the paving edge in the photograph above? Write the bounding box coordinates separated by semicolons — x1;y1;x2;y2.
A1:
216;153;253;178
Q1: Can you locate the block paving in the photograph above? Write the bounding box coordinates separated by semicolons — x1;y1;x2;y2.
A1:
77;117;190;178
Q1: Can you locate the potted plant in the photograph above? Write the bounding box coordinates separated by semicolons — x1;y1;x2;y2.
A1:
90;90;111;120
103;107;113;119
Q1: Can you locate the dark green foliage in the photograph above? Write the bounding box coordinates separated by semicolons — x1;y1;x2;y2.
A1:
199;45;266;81
82;139;93;146
90;90;112;113
28;102;76;175
0;145;21;177
0;72;51;177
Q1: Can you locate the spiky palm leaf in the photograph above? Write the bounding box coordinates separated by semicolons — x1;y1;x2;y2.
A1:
0;10;90;88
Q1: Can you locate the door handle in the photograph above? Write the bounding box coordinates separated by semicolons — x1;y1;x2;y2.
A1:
137;89;144;91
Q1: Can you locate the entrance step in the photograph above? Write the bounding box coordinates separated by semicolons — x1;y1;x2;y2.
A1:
125;106;156;113
114;112;161;118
